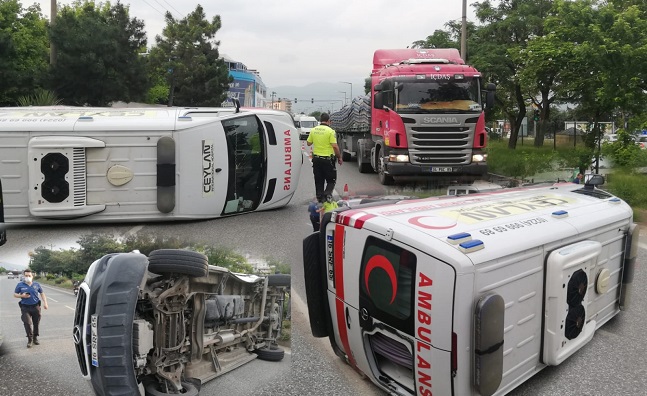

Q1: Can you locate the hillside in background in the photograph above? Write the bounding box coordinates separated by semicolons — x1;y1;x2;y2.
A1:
271;81;367;115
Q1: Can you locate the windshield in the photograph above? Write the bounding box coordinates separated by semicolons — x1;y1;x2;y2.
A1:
394;78;481;114
300;121;318;128
221;115;266;215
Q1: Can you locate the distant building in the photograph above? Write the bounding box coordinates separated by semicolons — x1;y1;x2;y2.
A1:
221;55;268;108
270;98;293;114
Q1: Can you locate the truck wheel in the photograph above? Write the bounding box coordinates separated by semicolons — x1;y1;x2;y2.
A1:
357;146;371;173
148;249;209;278
342;151;352;161
377;147;394;185
267;274;291;287
253;345;285;362
144;381;199;396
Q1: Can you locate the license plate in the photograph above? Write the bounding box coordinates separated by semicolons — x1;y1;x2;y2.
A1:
431;167;454;172
91;314;99;367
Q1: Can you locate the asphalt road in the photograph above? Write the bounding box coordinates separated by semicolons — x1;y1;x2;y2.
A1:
1;147;647;395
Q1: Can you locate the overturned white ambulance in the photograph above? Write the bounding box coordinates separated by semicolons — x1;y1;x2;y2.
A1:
0;106;301;223
303;175;639;396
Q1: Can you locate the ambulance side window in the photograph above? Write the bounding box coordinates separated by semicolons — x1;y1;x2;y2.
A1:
360;237;416;329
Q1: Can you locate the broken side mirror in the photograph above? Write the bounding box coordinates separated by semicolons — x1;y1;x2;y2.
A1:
485;83;496;110
584;173;605;189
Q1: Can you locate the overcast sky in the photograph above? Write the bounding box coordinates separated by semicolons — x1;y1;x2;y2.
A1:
34;1;474;92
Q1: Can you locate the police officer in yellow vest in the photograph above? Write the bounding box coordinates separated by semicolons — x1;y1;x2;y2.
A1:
307;113;342;202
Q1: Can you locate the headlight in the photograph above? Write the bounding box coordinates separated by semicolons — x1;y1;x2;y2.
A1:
388;154;409;162
472;154;487;162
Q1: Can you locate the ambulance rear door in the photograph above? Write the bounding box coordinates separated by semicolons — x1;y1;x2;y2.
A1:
326;216;456;396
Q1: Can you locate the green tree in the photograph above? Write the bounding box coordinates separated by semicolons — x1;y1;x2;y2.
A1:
0;0;49;105
121;232;184;256
28;246;52;273
200;245;253;274
308;111;321;120
77;232;124;269
147;5;231;106
48;1;148;105
470;0;551;149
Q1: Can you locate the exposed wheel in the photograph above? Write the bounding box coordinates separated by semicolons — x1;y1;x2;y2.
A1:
342;151;352;161
377;147;394;185
302;233;328;337
148;249;209;278
357;146;371;173
144;380;199;396
267;273;291;287
253;345;285;362
86;253;149;395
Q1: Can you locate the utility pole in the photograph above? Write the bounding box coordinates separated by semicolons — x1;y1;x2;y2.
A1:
461;0;467;61
50;0;57;65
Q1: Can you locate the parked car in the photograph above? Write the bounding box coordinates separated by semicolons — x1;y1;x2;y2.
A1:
73;249;290;395
636;135;647;150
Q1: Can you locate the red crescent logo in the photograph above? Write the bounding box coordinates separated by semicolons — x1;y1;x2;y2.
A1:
409;215;457;229
364;255;398;304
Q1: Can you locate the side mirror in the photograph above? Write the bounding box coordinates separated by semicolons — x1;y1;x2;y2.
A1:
485;83;496;110
373;92;384;110
374;83;383;92
584;173;605;186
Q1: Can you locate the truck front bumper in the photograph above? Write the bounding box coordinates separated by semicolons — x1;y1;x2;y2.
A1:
385;161;488;178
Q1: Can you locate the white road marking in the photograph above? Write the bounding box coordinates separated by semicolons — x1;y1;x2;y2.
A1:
65;305;75;311
48;297;59;302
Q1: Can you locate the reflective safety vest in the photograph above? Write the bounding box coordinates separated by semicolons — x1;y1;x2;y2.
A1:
307;124;337;157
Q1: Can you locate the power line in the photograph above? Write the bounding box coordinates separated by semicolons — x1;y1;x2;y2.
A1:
141;0;166;17
160;0;184;18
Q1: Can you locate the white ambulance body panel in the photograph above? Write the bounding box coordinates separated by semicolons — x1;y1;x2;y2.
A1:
304;181;638;396
0;107;301;223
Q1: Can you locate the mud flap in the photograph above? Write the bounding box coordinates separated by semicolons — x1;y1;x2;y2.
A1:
620;223;639;310
157;136;176;213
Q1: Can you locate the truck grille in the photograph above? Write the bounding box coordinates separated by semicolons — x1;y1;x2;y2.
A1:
405;117;476;165
73;287;89;376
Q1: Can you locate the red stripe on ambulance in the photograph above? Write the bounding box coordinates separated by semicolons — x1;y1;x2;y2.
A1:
334;223;357;368
416;272;434;396
337;210;375;229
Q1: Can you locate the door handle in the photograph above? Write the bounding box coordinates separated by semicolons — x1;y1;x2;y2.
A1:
215;168;222;173
345;307;351;329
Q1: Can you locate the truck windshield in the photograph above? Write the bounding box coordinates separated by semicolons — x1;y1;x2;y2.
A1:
221;115;266;215
395;78;481;114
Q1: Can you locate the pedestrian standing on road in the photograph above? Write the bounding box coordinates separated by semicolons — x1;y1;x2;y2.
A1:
13;269;48;348
307;113;342;202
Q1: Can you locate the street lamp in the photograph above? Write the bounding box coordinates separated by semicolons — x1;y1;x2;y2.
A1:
338;91;347;105
340;81;352;103
270;91;277;108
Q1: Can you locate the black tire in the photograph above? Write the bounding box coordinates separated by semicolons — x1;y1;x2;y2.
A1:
88;253;149;395
342;151;352;161
148;249;208;278
253;345;285;362
377;146;394;185
267;274;291;287
357;146;371;173
302;233;328;338
144;381;199;396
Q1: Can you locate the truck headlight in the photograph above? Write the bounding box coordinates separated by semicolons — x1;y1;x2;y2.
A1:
472;154;487;162
389;154;409;162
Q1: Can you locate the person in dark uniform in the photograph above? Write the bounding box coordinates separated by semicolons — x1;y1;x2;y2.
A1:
14;269;48;348
306;113;342;202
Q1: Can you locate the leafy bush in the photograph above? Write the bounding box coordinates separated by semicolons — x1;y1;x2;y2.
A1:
54;277;65;284
46;274;56;280
487;141;560;179
604;172;647;209
17;89;63;106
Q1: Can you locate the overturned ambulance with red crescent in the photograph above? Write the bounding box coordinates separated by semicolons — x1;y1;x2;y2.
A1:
0;105;300;223
303;175;638;396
